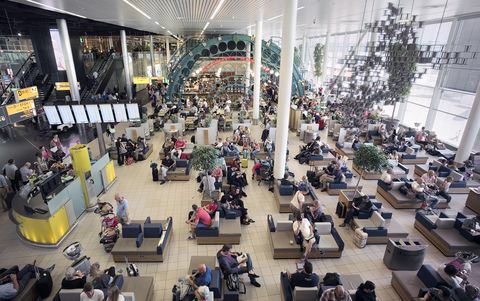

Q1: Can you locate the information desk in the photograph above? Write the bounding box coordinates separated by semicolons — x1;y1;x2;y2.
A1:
11;153;116;247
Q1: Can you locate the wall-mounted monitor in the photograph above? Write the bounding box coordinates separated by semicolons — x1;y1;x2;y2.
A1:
71;105;89;123
113;104;128;122
85;104;101;123
99;104;115;122
44;106;62;125
57;105;75;124
126;103;140;120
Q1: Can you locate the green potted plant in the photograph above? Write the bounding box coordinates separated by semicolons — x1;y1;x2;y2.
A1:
313;43;325;81
238;110;247;123
352;145;388;197
204;114;213;128
190;146;220;193
170;114;178;123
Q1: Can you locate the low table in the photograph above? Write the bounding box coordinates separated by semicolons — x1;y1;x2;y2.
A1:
466;188;480;214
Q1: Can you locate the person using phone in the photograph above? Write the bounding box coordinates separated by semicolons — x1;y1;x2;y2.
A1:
284;260;319;290
187;264;212;289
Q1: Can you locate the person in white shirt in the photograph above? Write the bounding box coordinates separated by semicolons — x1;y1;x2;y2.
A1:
380;168;394;185
421;170;437;188
293;214;315;260
290;188;308;216
80;283;104;301
107;285;125;301
412;177;439;209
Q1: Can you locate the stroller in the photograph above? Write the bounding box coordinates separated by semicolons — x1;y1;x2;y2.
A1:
95;202;120;252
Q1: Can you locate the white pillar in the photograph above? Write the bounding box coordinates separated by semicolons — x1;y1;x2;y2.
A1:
320;29;330;86
108;36;114;50
149;35;155;77
56;19;86;143
165;37;171;65
456;81;480;162
273;0;298;179
245;27;252;95
176;39;180;51
301;34;307;67
397;100;407;124
253;20;263;121
120;30;133;101
56;19;80;102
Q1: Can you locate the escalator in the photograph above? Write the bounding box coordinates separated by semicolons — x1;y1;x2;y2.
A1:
80;54;117;102
1;52;38;105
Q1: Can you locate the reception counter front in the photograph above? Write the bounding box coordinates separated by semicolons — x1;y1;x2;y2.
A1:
11;152;116;247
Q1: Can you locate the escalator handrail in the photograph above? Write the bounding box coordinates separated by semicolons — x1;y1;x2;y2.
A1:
1;52;35;95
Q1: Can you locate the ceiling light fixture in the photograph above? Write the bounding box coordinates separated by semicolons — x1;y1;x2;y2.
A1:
203;22;210;31
123;0;151;19
167;30;172;34
267;6;304;22
210;0;226;20
26;0;87;18
155;21;159;25
161;26;166;29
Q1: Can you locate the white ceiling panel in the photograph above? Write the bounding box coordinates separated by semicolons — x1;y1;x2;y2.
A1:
10;0;480;39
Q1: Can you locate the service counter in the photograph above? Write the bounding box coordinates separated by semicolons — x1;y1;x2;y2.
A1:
11;153;116;247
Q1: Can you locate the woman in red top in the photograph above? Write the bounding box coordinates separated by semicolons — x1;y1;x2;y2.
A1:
204;200;219;217
251;159;262;180
175;138;186;150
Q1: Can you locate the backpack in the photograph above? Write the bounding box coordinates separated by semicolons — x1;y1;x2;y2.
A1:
172;279;191;300
323;272;341;286
35;270;53;298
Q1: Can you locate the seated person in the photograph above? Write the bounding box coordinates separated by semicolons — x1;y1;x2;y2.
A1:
280;172;298;191
171;149;182;160
304;200;326;223
320;285;352;301
217;244;261;288
388;150;399;162
352;137;361;151
80;282;104;301
228;187;254;225
412;178;439;210
436;176;452;203
175;138;186;150
195;286;213;301
61;267;86;289
438;264;468;289
203;200;219;217
86;263;123;294
415;127;428;149
293;213;317;261
319;164;343;192
419;287;450;301
421;170;438;189
339;195;373;227
355;281;377;301
186;204;212;240
251;159;262;180
228;166;247;190
0;264;55;300
160;154;176;184
187;264;212;290
283;260;319;290
380;167;395;185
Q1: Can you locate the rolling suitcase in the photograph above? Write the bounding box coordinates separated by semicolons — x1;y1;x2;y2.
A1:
152;167;159;182
353;228;368;248
241;158;248;168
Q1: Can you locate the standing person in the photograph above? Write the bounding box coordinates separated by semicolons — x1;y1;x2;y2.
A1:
0;173;10;211
354;281;377;301
115;193;129;225
19;162;34;185
35;152;48;174
116;137;127;166
290;187;308;217
50;134;63;152
2;159;19;191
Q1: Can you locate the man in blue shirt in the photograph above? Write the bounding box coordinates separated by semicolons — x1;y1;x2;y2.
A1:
0;264;55;299
115;193;129;224
188;264;212;289
288;261;319;290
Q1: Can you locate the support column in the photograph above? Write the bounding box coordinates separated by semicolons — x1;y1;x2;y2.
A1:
56;19;87;144
108;36;114;50
273;0;298;179
253;20;263;121
301;33;307;67
397;101;407;124
320;29;330;86
120;30;133;101
96;123;106;155
456;81;480;162
149;35;155;77
245;27;252;95
165;37;171;65
176;39;180;52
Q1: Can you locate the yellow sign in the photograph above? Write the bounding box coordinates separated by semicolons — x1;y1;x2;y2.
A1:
55;82;81;91
133;76;150;85
6;99;36;116
151;76;164;81
13;86;38;102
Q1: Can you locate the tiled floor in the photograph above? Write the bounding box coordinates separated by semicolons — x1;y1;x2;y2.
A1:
0;118;470;301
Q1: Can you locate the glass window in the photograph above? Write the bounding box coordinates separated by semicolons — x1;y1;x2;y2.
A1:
407;84;433;107
432;111;467;147
437;89;475;118
402;102;429;128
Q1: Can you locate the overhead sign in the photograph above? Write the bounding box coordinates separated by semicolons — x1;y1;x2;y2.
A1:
13;86;38;102
55;82;81;91
133;76;150;85
151;76;164;81
5;99;37;123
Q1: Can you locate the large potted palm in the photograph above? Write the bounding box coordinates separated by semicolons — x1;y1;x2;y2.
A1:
352;145;388;197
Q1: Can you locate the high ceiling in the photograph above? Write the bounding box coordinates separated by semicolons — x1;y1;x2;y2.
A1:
8;0;480;39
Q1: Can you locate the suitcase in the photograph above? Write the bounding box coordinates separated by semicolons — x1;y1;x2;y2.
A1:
152;168;159;181
241;158;248;168
35;268;53;298
335;202;346;218
353;228;368;248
